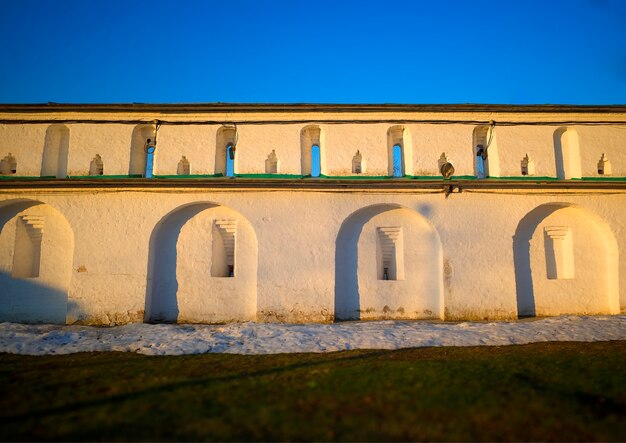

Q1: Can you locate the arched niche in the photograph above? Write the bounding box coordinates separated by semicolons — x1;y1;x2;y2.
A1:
472;125;500;178
554;127;582;179
0;199;74;324
387;126;413;176
145;202;258;323
334;204;443;321
215;127;238;176
41;124;69;178
513;203;619;317
129;124;156;176
301;125;325;176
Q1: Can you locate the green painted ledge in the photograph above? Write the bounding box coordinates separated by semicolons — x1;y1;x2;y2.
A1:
1;174;626;182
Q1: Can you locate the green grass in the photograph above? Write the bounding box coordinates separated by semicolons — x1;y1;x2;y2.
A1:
1;341;625;442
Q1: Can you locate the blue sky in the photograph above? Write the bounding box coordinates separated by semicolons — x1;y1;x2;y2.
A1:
0;0;625;104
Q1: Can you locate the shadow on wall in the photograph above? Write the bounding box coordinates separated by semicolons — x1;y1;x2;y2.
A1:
0;270;68;323
0;199;74;324
335;206;393;320
41;125;69;178
553;127;581;180
144;204;216;322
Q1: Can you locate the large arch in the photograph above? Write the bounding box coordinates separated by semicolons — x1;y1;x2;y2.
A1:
334;204;443;321
0;199;74;323
144;202;258;323
513;203;619;317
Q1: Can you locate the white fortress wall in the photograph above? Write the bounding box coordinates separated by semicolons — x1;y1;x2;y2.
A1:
0;104;624;324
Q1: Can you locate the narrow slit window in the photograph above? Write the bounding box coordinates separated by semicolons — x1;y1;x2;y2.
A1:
12;215;44;278
144;138;156;178
377;227;404;280
544;227;574;279
311;144;321;177
476;147;487;178
597;153;611;175
226;144;235;177
392;145;403;177
521;153;534;176
212;220;237;277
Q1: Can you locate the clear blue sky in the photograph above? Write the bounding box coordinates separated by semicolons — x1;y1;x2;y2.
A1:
1;0;625;104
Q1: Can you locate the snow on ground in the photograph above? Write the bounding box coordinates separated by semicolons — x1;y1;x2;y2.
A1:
0;315;625;356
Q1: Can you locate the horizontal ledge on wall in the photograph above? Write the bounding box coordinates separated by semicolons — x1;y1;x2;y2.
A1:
1;119;626;126
1;178;626;192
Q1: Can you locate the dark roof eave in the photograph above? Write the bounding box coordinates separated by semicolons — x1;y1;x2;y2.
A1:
1;103;626;114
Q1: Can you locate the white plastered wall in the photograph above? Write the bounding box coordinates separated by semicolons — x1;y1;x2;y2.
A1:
0;189;622;325
0;201;74;323
356;208;443;319
0;108;625;324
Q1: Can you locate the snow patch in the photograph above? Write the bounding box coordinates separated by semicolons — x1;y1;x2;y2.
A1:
0;315;624;356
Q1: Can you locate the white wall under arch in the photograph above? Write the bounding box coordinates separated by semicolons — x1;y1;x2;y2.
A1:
513;203;619;317
0;198;75;323
335;204;444;320
145;201;258;323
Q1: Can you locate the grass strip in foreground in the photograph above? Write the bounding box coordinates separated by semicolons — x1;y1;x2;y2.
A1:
1;341;625;442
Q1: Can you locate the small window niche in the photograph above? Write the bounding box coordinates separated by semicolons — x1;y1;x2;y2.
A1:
216;126;238;177
0;153;17;175
265;150;279;174
544;226;574;280
521;153;535;176
211;219;237;278
352;150;366;174
377;227;404;281
301;125;324;177
177;156;190;175
392;145;403;177
89;154;104;176
12;215;45;278
473;124;500;178
597;153;611;175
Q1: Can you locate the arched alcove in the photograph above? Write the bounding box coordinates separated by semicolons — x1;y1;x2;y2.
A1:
215;127;238;176
0;199;74;324
41;125;69;178
144;202;258;323
513;203;619;317
334;204;443;321
472;125;500;178
387;126;413;177
129;125;156;176
554;127;582;179
301;126;325;176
